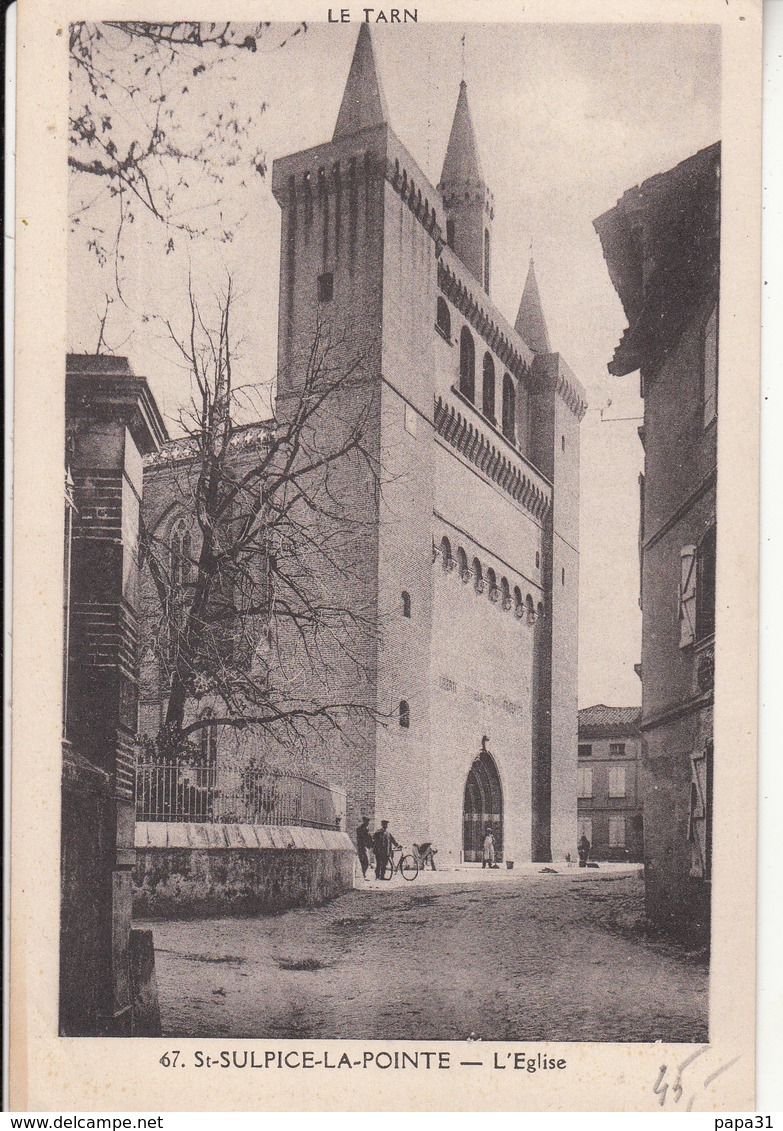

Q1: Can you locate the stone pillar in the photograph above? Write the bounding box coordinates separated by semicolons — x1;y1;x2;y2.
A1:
60;355;166;1036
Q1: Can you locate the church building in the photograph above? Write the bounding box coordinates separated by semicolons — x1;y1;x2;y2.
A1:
141;26;586;866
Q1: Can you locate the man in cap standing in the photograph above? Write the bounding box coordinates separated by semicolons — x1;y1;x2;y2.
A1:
356;816;374;880
373;820;400;880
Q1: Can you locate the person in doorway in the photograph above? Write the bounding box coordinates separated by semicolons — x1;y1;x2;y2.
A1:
578;834;591;868
482;826;496;869
373;820;400;880
356;816;374;880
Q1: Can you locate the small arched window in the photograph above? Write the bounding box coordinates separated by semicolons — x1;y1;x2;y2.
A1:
170;517;193;591
482;353;496;420
446;218;455;248
460;327;476;402
199;710;217;766
439;535;453;572
473;557;484;594
487;567;499;602
514;585;524;618
399;700;410;729
456;547;469;583
436;297;451;340
502;374;516;442
535;551;540;570
526;594;535;625
501;577;512;610
401;590;411;619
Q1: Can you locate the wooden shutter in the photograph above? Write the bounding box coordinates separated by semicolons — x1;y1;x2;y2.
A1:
688;745;710;880
679;545;697;647
609;765;626;798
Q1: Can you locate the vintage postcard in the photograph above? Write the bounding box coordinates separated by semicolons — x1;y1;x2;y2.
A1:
10;0;761;1112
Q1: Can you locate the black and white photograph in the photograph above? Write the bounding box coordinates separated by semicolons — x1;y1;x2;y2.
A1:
10;0;763;1112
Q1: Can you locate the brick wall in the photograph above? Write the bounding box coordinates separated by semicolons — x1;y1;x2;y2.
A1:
62;357;165;1035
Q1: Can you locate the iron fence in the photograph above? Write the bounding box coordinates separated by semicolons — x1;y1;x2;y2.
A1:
135;762;345;830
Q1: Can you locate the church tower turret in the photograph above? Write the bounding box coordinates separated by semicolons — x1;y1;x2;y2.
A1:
438;81;494;293
516;259;552;354
332;22;389;141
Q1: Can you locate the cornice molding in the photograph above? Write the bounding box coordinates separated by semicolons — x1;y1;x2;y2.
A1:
145;423;273;469
434;395;551;520
439;180;495;221
556;369;588;421
438;260;532;384
384;155;445;246
639;691;713;733
642;469;717;552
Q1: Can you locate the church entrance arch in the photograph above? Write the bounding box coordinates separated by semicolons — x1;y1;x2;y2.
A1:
462;745;503;862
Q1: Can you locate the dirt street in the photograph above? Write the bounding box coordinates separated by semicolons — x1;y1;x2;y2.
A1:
147;870;708;1042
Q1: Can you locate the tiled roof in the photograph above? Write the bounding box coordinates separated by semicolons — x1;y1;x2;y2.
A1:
592;142;720;378
578;704;641;738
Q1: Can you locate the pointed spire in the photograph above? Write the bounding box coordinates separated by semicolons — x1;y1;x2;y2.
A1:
333;25;389;141
440;80;484;187
515;260;552;354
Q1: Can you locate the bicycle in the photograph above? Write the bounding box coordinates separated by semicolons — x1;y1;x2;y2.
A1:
382;845;419;881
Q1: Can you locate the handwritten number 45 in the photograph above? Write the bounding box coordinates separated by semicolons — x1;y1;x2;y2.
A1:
653;1052;742;1111
159;1051;180;1067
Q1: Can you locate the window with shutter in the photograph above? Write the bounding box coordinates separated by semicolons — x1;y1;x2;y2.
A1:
577;766;593;798
609;815;626;847
608;765;626;798
679;545;697;648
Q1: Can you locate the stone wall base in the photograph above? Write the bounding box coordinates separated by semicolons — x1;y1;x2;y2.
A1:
133;824;356;918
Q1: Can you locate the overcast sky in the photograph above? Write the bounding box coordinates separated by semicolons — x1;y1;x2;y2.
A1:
68;21;721;709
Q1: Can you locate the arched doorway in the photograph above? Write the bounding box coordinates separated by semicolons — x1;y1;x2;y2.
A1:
462;748;503;862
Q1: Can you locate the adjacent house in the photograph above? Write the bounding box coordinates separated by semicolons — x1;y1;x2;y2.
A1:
61;355;166;1034
577;705;643;863
593;142;719;941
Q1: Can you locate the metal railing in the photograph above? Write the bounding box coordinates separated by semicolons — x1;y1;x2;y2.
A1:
135;762;345;829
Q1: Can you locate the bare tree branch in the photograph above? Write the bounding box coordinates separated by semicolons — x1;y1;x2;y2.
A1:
139;282;384;769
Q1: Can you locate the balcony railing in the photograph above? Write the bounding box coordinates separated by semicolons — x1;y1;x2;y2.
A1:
135;762;345;830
